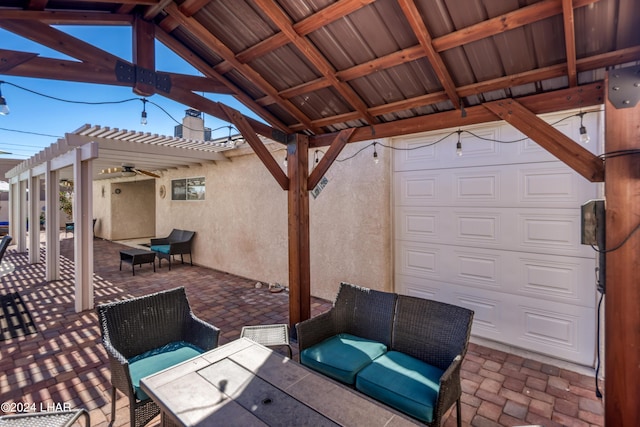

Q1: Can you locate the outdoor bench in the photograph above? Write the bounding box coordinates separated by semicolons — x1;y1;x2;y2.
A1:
296;282;474;427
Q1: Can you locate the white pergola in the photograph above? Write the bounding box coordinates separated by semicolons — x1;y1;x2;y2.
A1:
5;124;235;312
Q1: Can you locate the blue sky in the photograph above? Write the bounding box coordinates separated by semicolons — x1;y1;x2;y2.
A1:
0;26;255;159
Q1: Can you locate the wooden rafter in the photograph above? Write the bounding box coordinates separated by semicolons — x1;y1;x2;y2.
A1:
285;46;636;132
154;26;291;132
251;0;599;112
309;82;605;147
483;99;604;182
397;0;460;109
562;0;578;87
253;0;378;125
221;0;375;67
132;15;156;96
220;104;289;191
163;2;319;133
307;128;355;190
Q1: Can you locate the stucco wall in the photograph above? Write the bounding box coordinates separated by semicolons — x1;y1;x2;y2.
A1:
155;139;390;301
92;178;156;240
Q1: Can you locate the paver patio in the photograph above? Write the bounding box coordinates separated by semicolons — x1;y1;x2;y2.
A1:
0;235;604;426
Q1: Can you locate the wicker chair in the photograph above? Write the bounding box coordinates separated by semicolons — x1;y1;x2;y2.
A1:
297;282;474;427
96;287;220;427
390;295;474;427
0;235;12;263
150;229;195;270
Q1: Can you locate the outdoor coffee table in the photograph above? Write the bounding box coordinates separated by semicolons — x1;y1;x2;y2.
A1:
119;248;156;276
140;338;420;427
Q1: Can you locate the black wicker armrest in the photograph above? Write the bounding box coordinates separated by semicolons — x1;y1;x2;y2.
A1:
185;314;220;352
434;355;464;417
150;237;170;245
102;339;135;395
169;240;192;254
296;310;337;352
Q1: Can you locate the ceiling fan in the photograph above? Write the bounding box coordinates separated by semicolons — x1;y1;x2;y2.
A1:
99;164;161;178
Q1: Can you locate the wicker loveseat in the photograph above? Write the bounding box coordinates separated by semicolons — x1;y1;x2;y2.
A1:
96;287;219;427
296;282;474;427
150;229;195;270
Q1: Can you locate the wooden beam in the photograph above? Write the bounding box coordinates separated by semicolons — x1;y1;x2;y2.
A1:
0;49;38;72
233;0;374;65
561;0;578;87
432;0;599;52
164;2;319;133
287;133;310;328
155;27;291;131
309;82;605;147
397;0;460;109
604;69;640;427
0;9;134;25
253;0;378;125
483;99;604;182
308;128;354;190
219;104;289;191
132;16;156;96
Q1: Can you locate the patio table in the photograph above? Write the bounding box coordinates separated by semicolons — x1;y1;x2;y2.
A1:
119;248;156;276
140;338;421;427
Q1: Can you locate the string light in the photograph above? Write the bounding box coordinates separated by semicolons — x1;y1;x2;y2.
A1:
0;83;9;115
140;98;148;125
456;130;463;156
578;112;590;144
283;154;288;168
373;142;379;164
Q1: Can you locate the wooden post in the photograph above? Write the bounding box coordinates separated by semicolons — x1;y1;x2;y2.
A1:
604;69;640;426
287;133;311;329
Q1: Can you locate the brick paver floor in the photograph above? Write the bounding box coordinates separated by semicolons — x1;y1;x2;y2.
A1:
0;236;604;426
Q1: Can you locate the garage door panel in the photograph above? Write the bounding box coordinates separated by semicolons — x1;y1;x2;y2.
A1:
396;163;591;208
395;243;595;307
397;275;595;365
396;206;594;257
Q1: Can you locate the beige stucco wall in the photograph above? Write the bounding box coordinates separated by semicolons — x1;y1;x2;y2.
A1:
93;178;156;240
155;139;391;301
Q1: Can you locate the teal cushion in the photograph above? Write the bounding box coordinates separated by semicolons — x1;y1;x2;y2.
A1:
355;351;443;423
129;341;204;401
300;333;387;384
150;245;170;254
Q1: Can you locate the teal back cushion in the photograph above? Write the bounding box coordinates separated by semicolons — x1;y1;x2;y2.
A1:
300;333;387;384
356;350;443;423
129;341;204;401
150;245;171;254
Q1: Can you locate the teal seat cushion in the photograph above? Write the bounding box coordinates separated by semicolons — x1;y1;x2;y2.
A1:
150;245;170;254
300;333;387;384
355;351;443;423
129;341;204;400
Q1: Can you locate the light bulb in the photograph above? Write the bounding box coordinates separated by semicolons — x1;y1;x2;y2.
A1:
373;150;379;164
283;155;288;168
579;125;590;144
456;141;463;156
0;96;8;116
140;110;148;125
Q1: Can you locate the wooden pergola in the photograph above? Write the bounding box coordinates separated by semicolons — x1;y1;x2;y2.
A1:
0;1;638;424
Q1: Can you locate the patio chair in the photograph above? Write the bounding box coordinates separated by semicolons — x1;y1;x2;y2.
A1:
149;229;195;270
0;408;90;427
0;235;12;263
96;287;220;427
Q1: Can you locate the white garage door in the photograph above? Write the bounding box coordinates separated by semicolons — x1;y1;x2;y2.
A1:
393;112;600;366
